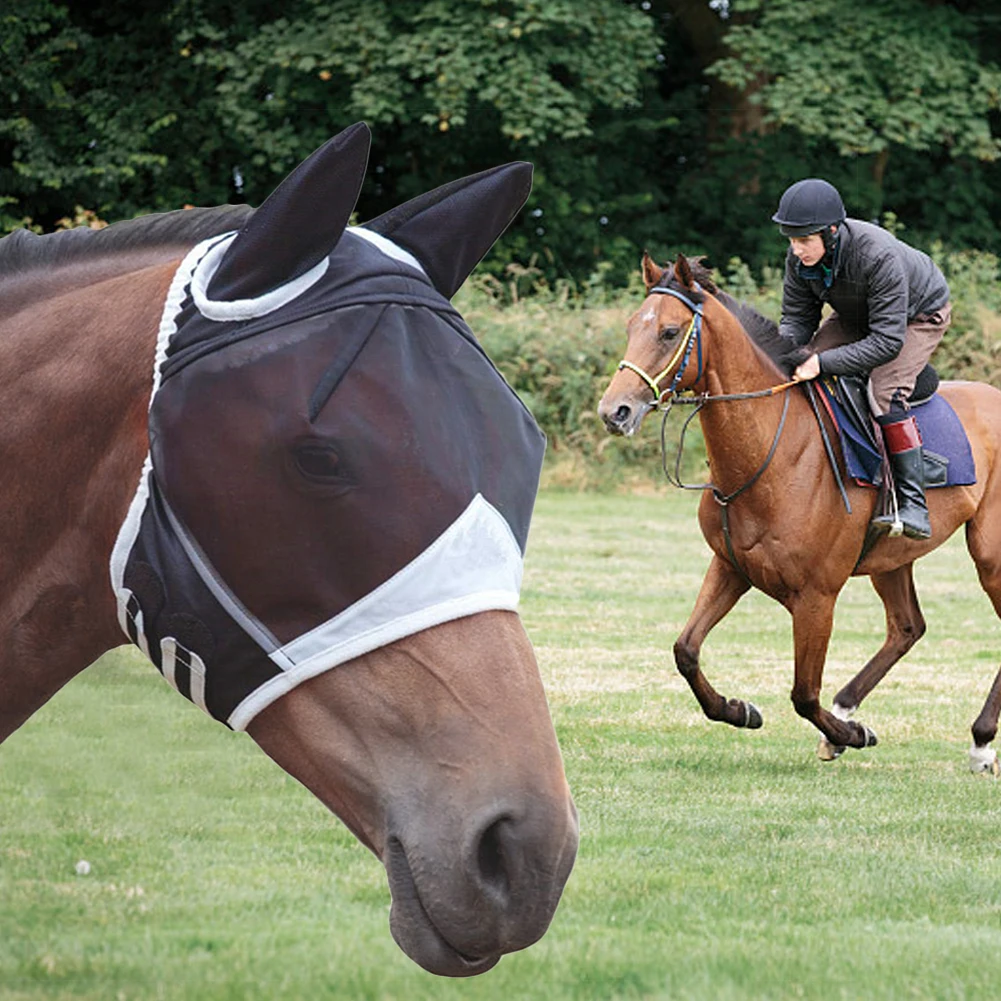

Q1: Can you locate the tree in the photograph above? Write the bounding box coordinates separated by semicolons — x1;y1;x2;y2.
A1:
709;0;1001;201
181;0;663;279
4;0;1001;282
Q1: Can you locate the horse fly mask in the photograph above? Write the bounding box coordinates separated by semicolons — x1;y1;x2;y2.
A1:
109;124;544;730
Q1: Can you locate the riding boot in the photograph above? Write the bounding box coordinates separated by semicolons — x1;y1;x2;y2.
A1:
871;413;931;540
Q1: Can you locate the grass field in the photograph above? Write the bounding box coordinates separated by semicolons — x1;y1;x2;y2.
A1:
3;490;1001;1000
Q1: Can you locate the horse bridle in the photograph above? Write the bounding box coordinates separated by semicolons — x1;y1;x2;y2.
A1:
616;283;704;405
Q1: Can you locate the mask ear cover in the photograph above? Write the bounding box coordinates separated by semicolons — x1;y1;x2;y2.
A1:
206;122;372;302
365;162;534;298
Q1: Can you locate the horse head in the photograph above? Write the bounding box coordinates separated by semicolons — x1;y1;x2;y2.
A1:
599;252;710;436
111;123;577;976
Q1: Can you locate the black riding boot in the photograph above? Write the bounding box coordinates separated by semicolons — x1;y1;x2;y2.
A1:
872;413;931;540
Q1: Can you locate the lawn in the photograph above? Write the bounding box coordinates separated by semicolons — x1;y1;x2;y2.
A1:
2;489;1001;1000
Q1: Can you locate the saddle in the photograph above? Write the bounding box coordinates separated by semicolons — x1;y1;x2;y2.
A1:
817;366;976;490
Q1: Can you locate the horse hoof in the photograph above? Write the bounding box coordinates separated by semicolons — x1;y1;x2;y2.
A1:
968;745;999;776
744;702;763;729
817;737;845;761
861;725;878;748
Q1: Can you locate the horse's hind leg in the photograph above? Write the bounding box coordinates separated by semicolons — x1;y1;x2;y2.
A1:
673;555;760;728
970;669;1001;775
965;514;1001;773
818;565;926;760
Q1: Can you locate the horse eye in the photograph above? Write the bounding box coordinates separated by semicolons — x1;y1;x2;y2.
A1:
293;443;342;482
660;324;682;342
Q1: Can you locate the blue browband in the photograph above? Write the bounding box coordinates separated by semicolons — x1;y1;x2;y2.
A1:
650;282;704;396
649;284;704;315
616;281;706;404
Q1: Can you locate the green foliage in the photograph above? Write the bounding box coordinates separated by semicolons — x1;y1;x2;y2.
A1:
187;0;659;151
465;251;1001;485
712;0;1001;161
3;1;1001;283
177;0;663;284
0;1;250;225
929;245;1001;385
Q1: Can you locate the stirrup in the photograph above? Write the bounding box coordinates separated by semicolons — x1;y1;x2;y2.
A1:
871;513;903;538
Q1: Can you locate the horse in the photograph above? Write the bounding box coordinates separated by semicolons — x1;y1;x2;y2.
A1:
598;251;1001;771
0;123;578;978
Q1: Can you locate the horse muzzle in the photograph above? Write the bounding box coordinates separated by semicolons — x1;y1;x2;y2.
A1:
385;789;579;977
598;392;653;437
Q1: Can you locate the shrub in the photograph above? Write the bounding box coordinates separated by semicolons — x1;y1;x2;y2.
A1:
462;254;1001;490
458;269;708;491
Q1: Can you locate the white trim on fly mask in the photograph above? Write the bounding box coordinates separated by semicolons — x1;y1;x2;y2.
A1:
160;637;210;716
190;232;330;322
109;235;220;636
189;227;427;323
349;227;426;275
226;493;523;731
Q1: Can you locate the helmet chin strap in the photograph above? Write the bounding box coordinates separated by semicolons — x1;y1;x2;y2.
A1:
820;223;840;257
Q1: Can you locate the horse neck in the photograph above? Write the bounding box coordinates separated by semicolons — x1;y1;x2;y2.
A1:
694;297;810;495
0;258;178;741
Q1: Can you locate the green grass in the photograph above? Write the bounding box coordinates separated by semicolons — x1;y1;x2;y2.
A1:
4;490;1001;999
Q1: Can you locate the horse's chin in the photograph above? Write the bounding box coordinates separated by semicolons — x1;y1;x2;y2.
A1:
388;899;501;978
386;845;501;977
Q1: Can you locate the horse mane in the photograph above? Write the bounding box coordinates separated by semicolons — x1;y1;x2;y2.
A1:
0;204;255;280
682;256;802;376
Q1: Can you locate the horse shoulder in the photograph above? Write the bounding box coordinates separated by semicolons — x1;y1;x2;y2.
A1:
0;259;180;742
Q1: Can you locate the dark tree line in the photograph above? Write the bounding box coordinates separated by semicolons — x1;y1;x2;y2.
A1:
4;0;1000;284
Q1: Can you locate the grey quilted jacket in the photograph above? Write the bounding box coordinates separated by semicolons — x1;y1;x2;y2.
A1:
779;218;950;375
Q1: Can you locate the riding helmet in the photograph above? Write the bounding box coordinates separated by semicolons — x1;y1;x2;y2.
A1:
771;178;846;237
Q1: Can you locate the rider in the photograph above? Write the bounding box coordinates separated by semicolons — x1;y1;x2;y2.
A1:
772;178;951;540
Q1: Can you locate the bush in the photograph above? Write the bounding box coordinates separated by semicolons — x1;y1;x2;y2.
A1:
463;253;1001;490
928;245;1001;385
458;267;708;492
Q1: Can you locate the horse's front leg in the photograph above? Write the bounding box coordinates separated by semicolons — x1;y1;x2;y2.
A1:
789;590;878;753
674;554;761;728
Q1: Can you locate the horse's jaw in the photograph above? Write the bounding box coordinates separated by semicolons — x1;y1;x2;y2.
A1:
245;611;578;977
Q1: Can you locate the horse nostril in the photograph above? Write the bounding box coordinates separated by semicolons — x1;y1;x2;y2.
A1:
476;815;513;901
601;403;631;431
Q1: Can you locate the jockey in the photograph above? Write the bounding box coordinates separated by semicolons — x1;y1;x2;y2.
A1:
772;178;951;540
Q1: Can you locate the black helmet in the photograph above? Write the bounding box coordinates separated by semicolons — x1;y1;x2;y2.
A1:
772;179;846;237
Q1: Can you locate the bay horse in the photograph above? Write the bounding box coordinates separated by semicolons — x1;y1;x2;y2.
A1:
0;124;577;977
598;251;1001;771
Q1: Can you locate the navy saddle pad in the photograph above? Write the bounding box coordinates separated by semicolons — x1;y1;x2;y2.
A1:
818;375;976;489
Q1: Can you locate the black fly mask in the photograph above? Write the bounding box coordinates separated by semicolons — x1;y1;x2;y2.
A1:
110;124;544;729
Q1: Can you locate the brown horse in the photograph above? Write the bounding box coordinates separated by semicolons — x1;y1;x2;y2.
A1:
599;252;1001;771
0;125;577;977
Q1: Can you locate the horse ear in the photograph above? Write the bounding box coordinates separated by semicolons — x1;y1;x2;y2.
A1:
207;122;371;301
674;253;695;289
365;162;533;298
641;251;663;291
